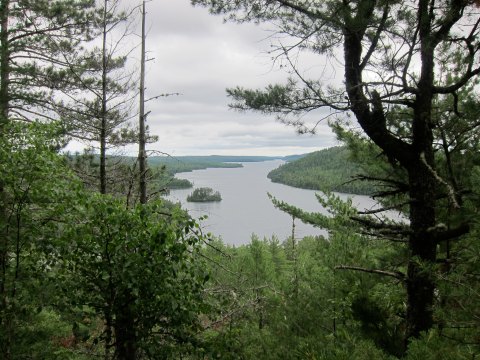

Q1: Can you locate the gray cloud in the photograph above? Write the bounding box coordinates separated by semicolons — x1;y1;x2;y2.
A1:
86;0;341;157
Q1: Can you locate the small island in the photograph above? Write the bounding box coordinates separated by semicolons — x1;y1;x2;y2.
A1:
186;187;222;202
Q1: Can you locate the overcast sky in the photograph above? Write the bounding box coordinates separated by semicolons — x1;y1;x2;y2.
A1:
103;0;342;156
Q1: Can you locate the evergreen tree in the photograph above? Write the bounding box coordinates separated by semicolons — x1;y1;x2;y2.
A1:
60;0;138;195
61;0;161;202
0;0;96;125
192;0;480;352
0;1;95;357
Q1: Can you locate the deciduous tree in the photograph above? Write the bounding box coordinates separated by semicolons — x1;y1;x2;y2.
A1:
59;196;209;358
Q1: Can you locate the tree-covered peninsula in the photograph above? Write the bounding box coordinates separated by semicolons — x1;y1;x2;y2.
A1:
267;147;377;195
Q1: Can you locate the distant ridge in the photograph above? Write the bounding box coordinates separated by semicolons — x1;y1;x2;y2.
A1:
65;152;309;177
65;153;307;164
148;154;307;164
282;154;306;162
149;155;280;164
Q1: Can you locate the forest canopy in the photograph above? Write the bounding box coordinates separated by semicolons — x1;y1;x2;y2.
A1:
0;0;479;359
267;146;378;195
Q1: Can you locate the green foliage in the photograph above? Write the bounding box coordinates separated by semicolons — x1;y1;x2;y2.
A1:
267;192;409;356
2;0;96;123
268;146;378;195
13;309;95;360
187;187;222;202
198;228;403;359
0;121;84;358
2;0;480;358
164;177;193;189
0;121;215;358
58;196;210;357
1;2;227;359
406;329;479;360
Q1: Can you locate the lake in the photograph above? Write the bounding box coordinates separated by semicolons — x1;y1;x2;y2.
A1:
166;160;394;246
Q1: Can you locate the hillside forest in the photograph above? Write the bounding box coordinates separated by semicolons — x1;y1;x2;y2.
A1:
267;146;378;195
1;0;480;359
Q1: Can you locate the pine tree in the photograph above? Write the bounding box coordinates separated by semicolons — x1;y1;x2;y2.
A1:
192;0;480;351
0;1;96;357
60;0;138;195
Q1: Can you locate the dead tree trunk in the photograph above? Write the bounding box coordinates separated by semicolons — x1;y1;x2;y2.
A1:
100;0;108;195
138;0;147;205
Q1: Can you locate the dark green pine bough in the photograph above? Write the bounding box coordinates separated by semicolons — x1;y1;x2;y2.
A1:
192;0;480;354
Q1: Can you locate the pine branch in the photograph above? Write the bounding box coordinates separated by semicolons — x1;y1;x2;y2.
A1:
358;201;410;215
335;265;405;281
351;215;411;233
360;231;408;243
352;174;409;190
145;93;181;102
432;223;470;245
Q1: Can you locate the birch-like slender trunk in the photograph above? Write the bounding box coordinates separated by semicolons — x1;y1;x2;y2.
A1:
138;0;147;205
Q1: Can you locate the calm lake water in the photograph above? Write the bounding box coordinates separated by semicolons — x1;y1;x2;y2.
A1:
166;160;393;246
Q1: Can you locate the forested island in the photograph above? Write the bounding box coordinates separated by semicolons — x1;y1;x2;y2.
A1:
1;0;479;359
186;187;222;202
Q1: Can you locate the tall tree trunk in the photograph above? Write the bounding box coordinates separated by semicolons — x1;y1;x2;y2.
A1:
114;300;136;360
100;4;113;357
343;0;438;346
405;162;436;340
111;4;149;359
405;0;437;339
0;1;10;358
0;0;8;126
100;0;108;195
138;0;147;204
104;310;112;360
